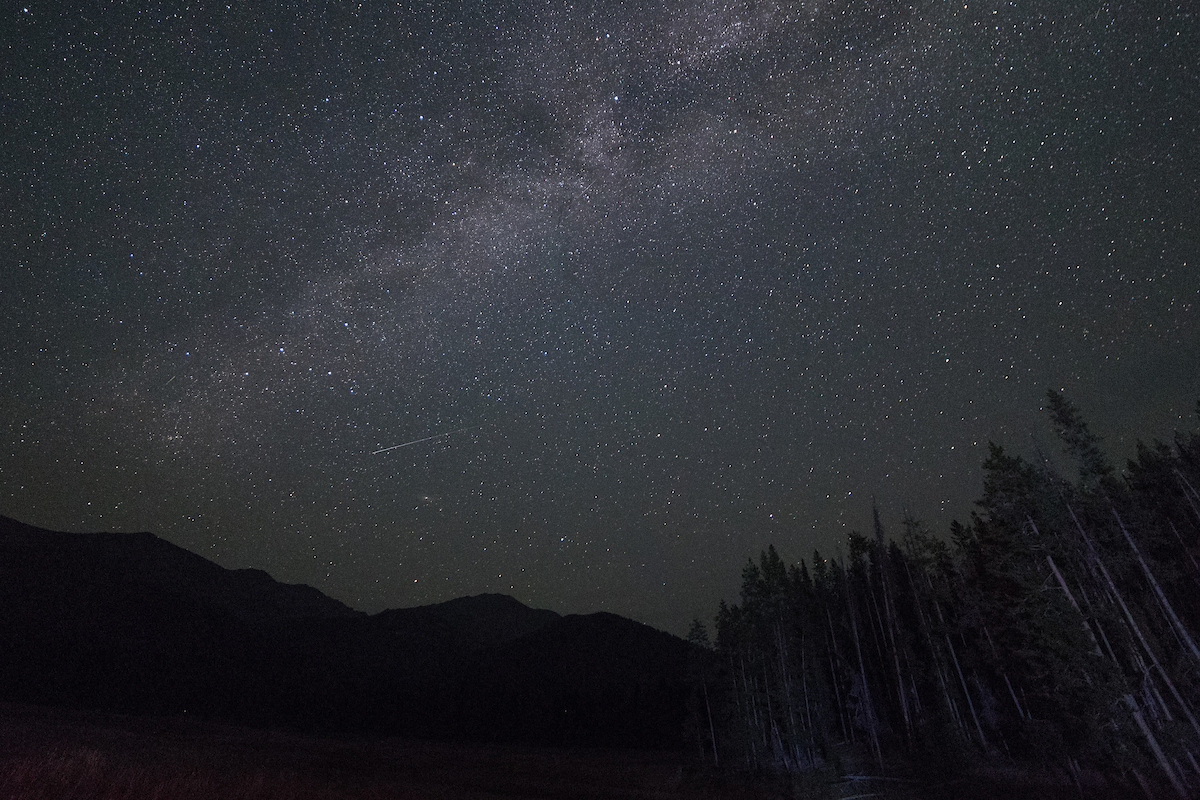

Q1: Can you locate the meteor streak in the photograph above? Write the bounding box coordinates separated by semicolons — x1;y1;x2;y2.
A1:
372;427;473;455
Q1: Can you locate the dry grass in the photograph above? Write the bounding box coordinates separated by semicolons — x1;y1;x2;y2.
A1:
3;703;1123;799
0;703;773;800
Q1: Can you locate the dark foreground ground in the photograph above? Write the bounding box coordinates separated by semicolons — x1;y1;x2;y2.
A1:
0;702;766;800
0;702;1141;799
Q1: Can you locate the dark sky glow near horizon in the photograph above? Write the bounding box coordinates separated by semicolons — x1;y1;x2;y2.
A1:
2;1;1198;635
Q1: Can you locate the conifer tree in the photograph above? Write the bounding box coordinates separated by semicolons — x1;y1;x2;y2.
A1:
703;394;1200;796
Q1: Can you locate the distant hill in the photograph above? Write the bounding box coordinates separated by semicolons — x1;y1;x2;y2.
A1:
0;515;362;630
457;612;695;748
0;515;695;748
382;592;562;651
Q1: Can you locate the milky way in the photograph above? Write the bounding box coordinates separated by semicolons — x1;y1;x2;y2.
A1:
3;1;1197;634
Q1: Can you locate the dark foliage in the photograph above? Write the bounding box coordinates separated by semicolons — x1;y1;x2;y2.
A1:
706;393;1200;798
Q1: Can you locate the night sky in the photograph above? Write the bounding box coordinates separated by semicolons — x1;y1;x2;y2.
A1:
3;1;1198;636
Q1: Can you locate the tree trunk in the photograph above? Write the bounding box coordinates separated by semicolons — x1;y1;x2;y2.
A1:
1069;506;1200;741
1168;520;1200;588
1046;552;1103;656
827;607;852;743
849;592;883;768
1113;508;1200;668
1125;694;1189;798
702;680;718;768
946;632;987;750
1176;469;1200;525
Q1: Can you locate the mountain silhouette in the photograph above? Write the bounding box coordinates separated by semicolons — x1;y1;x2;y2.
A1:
457;612;694;748
0;515;361;630
382;592;562;650
0;515;694;748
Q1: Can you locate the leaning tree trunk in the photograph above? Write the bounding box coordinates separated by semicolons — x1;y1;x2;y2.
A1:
1113;508;1200;669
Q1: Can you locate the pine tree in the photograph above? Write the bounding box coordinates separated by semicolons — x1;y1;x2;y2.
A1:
702;394;1200;796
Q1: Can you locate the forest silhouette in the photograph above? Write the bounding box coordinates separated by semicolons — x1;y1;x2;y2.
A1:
694;391;1200;797
3;391;1199;798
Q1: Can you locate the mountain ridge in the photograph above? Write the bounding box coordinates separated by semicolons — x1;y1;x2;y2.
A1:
0;514;695;748
0;515;363;631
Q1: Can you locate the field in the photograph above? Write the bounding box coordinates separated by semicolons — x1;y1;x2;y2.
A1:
0;702;1132;799
0;702;772;800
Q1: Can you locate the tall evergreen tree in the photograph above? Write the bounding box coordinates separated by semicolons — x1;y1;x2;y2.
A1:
703;393;1200;797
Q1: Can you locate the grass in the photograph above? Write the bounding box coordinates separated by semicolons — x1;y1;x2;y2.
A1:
1;703;1136;799
0;702;771;799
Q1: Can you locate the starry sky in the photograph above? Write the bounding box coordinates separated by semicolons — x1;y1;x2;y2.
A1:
2;1;1198;636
